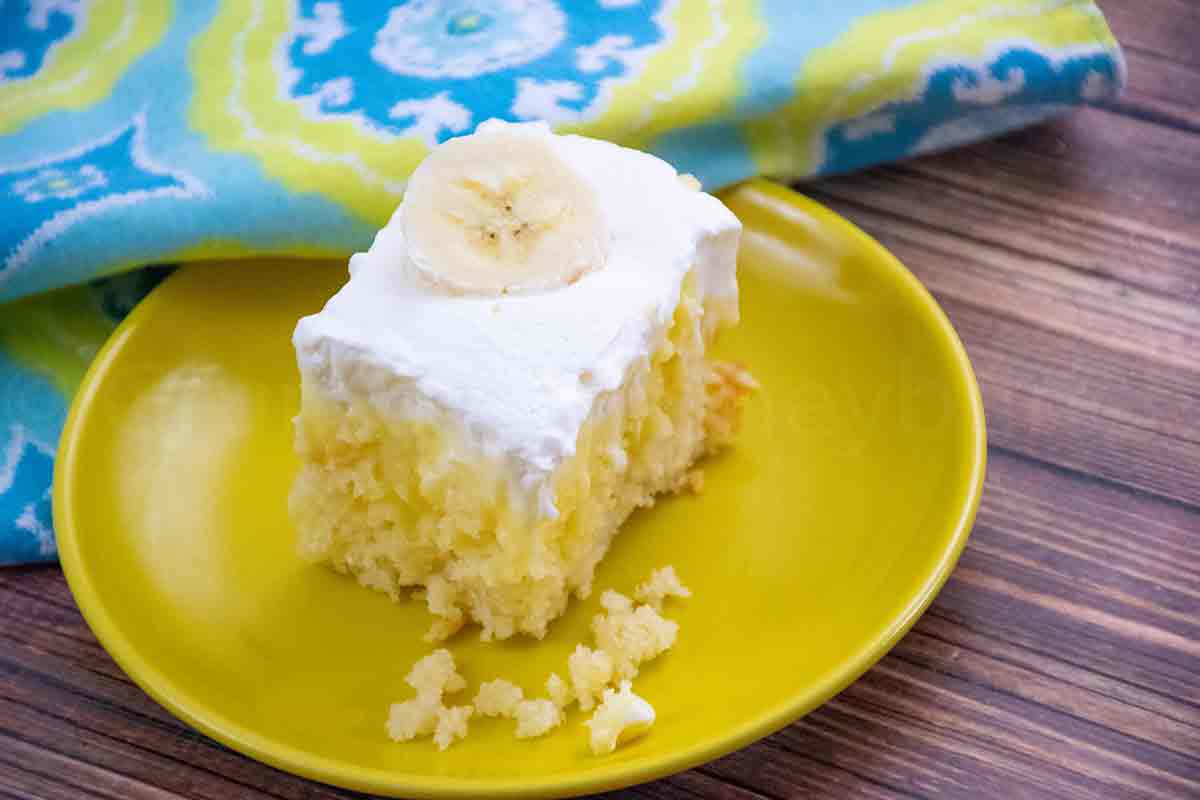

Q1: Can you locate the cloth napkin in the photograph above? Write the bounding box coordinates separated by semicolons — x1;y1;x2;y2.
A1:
0;0;1123;564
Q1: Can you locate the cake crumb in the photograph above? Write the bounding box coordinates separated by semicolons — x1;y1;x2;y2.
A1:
433;704;474;750
386;696;440;742
546;672;572;709
388;570;689;751
422;577;467;642
514;698;563;739
424;615;466;643
600;590;633;615
670;468;705;494
592;601;678;681
634;566;692;610
705;360;758;450
388;649;473;749
568;644;615;711
474;678;524;717
405;648;467;698
585;681;655;755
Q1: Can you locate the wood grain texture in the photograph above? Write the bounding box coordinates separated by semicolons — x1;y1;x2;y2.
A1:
2;1;1198;797
1099;0;1200;132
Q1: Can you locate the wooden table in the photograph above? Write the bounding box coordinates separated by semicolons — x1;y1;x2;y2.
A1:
2;2;1197;797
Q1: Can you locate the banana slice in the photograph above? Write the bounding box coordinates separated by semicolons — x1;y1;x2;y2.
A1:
401;124;610;295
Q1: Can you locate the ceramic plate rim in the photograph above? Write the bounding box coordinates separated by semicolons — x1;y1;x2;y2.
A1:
55;178;987;799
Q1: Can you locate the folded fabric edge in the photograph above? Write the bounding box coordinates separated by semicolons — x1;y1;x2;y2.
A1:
741;0;1125;182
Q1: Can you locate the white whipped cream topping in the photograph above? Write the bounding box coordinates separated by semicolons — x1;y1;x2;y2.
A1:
294;121;740;509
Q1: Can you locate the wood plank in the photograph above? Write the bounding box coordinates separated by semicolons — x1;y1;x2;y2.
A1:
0;574;140;686
0;729;179;800
914;608;1200;733
780;698;1120;800
946;450;1200;675
978;451;1200;600
0;649;354;799
936;450;1200;695
834;660;1197;798
949;299;1199;504
1098;0;1200;131
0;564;78;610
807;108;1200;302
1106;46;1200;132
896;629;1200;759
706;740;932;799
597;769;774;800
926;592;1200;724
1099;0;1200;69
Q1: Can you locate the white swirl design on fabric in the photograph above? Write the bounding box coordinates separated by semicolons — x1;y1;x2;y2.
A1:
371;0;567;79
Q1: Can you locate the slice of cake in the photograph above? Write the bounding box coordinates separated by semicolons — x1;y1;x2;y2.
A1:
290;120;749;641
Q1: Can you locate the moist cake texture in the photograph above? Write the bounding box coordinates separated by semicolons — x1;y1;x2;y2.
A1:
290;121;748;641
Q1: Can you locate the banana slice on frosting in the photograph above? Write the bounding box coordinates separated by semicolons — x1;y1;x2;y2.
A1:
401;122;610;295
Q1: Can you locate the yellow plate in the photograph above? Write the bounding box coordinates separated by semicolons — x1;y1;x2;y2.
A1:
56;179;985;798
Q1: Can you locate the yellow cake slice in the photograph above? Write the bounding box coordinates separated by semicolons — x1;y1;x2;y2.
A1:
289;121;750;641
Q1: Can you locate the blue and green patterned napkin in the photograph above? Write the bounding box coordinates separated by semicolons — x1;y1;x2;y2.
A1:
0;0;1122;564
